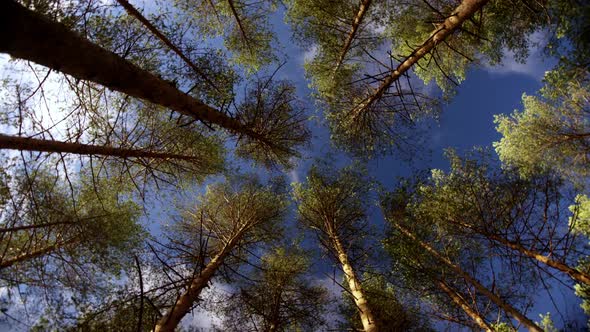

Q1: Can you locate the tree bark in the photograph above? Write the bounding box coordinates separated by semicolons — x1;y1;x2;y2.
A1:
154;233;243;332
332;235;379;332
0;237;78;269
0;133;206;163
435;279;493;331
391;221;542;332
0;220;75;233
451;219;590;286
334;0;372;73
227;0;252;52
113;0;218;91
0;1;271;147
355;0;488;116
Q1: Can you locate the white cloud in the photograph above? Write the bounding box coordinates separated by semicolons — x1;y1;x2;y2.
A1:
288;169;300;184
301;45;319;64
484;31;556;80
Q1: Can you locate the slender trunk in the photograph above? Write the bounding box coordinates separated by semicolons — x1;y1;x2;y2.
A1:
0;220;74;233
355;0;488;115
391;221;542;332
333;0;372;73
435;279;493;331
452;219;590;286
0;237;78;269
154;233;243;332
332;235;379;332
113;0;218;91
0;133;205;162
227;0;252;52
0;1;271;147
496;236;590;285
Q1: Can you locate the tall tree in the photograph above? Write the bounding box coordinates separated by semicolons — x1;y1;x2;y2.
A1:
154;176;288;332
218;246;328;332
339;272;431;331
293;163;379;332
495;68;590;186
0;165;145;328
0;0;309;168
174;0;279;72
404;150;590;286
382;187;543;332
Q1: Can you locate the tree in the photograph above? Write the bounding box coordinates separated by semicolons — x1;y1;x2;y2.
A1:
218;246;328;332
495;68;590;186
0;165;145;327
339;272;431;331
408;150;590;287
173;0;279;72
0;0;309;168
293;163;379;332
382;185;543;332
286;0;385;95
382;185;504;331
154;176;288;332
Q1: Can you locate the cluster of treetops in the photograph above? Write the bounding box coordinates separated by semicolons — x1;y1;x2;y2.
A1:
0;0;588;330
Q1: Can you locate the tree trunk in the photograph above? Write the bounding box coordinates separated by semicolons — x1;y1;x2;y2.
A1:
227;0;252;52
0;237;78;269
334;0;372;73
391;221;542;332
332;235;379;332
154;233;243;332
355;0;488;116
0;133;206;163
0;1;270;146
0;220;75;233
496;236;590;286
113;0;218;91
452;218;590;286
435;279;493;331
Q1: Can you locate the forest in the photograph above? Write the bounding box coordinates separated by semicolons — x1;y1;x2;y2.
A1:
0;0;589;331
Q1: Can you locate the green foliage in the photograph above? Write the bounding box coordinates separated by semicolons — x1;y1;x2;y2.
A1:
174;0;279;73
339;273;430;331
219;246;328;331
537;312;559;332
0;165;146;329
68;298;162;332
494;69;590;186
292;162;371;243
386;0;544;94
234;79;310;169
0;166;144;275
177;175;289;255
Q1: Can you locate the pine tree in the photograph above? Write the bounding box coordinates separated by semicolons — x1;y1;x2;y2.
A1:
293;163;380;332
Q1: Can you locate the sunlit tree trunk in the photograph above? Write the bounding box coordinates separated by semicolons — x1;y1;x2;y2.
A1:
391;220;542;332
0;237;78;269
334;0;372;73
332;233;379;332
436;279;493;331
154;230;244;332
355;0;489;117
451;218;590;286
